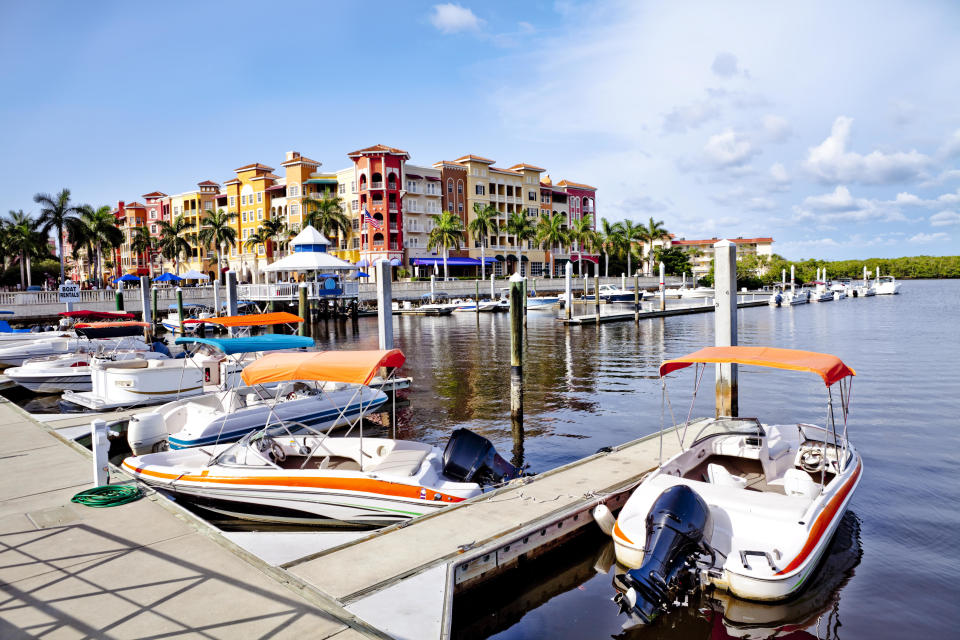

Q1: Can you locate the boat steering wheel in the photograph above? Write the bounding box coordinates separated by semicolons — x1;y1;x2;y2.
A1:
269;441;286;462
799;447;824;472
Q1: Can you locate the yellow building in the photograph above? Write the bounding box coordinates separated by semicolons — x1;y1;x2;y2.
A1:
165;181;221;276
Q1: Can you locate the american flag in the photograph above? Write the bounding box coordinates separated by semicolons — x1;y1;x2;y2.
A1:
362;208;382;230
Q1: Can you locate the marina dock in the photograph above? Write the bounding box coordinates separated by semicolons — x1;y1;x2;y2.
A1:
0;392;687;638
564;297;769;324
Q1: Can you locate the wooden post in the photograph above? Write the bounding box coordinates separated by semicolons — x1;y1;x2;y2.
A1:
790;265;796;294
430;274;436;303
475;278;480;320
139;276;151;325
226;270;239;337
115;280;124;311
509;273;524;452
634;274;640;324
175;287;184;336
522;277;528;327
298;283;309;337
376;260;393;349
490;273;495;301
594;272;600;323
621;273;626;290
151;286;158;329
212;280;221;317
564;262;573;320
659;261;666;311
713;240;738;417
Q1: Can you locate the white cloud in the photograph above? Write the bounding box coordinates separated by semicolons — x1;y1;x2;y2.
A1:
908;232;949;243
930;211;960;227
939;129;960;159
761;115;791;143
802;186;859;212
704;129;758;167
711;52;741;77
429;3;483;34
662;100;720;133
804;116;931;184
791;186;908;224
768;162;790;191
894;192;924;206
920;169;960;188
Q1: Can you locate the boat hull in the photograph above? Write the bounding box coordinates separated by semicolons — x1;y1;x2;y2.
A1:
6;373;90;393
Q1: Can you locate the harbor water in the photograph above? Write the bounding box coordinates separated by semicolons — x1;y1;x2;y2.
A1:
11;280;958;638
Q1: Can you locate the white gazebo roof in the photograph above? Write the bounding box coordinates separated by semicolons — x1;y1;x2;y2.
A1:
290;225;331;247
180;269;210;280
262;250;357;272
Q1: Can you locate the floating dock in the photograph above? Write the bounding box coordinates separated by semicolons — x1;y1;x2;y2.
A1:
0;393;690;638
563;298;768;325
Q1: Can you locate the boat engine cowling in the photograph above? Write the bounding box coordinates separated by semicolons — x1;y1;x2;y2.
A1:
614;484;711;627
128;413;167;456
442;428;520;486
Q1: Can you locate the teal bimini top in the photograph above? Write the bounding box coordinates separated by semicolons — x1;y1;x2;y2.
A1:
174;335;314;355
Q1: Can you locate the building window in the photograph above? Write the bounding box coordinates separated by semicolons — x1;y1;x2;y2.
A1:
458;202;463;213
242;211;248;222
290;204;300;216
205;202;213;211
528;191;536;201
475;184;485;195
289;185;299;197
229;196;235;207
150;224;157;234
240;195;246;205
257;192;263;203
447;179;453;194
257;245;265;255
457;180;463;194
256;208;262;220
339;183;346;194
352;238;360;249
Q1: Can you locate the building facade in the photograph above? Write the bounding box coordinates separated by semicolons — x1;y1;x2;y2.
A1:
347;145;408;269
669;237;775;277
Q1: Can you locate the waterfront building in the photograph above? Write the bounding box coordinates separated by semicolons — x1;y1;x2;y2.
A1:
220;163;278;283
401;163;443;265
669;236;774;278
433;161;467;223
166;182;221;277
346;144;409;271
334;166;360;264
112;201;149;277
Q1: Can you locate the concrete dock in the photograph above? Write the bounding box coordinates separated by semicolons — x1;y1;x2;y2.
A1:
564;298;768;325
0;393;689;638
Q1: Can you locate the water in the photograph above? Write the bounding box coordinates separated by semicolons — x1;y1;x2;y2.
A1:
305;280;960;639
12;281;958;637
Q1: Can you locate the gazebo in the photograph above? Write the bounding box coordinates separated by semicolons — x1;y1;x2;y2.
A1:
262;226;357;280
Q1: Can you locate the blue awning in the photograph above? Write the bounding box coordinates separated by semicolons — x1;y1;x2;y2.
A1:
411;257;482;266
153;272;181;282
175;335;314;354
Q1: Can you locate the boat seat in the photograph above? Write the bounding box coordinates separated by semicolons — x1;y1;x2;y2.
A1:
707;463;747;489
104;359;148;369
370;441;431;476
783;468;820;499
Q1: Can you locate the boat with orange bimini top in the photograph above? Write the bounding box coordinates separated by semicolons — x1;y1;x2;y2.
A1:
595;346;862;629
122;349;520;527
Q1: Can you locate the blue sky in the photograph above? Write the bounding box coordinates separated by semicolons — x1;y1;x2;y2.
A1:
2;1;959;260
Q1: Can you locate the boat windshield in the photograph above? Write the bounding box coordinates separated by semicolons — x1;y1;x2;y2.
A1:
690;417;763;447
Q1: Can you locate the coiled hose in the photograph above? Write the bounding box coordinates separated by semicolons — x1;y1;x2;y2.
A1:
71;485;143;508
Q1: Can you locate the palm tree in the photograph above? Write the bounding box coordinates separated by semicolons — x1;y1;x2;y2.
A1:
33;188;83;284
639;217;670;276
619;219;641;276
157;214;196;275
505;210;535;275
468;203;497;279
567;214;596;275
197;208;238;283
535;212;569;278
598;217;624;277
5;210;49;289
245;218;287;283
426;210;464;280
302;195;351;248
130;227;156;279
75;205;123;286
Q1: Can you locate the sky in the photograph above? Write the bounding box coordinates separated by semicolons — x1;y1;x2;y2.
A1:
2;0;959;260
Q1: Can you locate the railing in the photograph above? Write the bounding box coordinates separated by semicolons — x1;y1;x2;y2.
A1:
369;181;384;189
238;281;359;301
389;206;398;213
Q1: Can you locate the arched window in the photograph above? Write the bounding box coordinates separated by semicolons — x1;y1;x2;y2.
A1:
373;233;384;246
447;178;453;194
387;172;398;189
457;180;463;194
371;172;383;188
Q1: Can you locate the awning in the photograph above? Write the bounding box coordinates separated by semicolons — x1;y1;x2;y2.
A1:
406;174;423;179
266;184;286;191
174;335;315;355
184;312;303;327
425;176;441;181
659;347;855;387
241;349;406;386
494;255;505;261
411;257;482;266
569;254;599;264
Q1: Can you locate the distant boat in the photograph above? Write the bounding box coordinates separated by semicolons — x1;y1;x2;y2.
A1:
875;275;901;295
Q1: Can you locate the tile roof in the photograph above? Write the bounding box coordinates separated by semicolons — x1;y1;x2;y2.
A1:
196;180;219;186
432;160;467;169
556;180;597;190
234;163;275;173
508;163;546;172
348;144;410;157
671;237;773;245
281;155;321;166
454;154;495;164
141;191;167;198
489;166;521;175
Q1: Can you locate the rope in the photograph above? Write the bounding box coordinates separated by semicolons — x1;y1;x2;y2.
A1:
70;485;142;508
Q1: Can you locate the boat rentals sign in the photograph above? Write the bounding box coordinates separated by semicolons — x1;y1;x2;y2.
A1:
58;283;81;302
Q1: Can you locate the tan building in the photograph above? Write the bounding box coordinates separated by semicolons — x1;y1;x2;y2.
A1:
669;236;774;277
401;163;443;262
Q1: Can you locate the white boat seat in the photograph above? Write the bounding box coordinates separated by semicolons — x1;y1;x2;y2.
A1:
707;463;747;489
766;436;792;461
370;441;431;476
104;359;148;369
783;469;820;499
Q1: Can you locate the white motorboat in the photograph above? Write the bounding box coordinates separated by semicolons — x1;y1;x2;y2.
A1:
679;286;715;300
599;346;861;626
123;349;520;527
453;299;500;312
127;337;388;453
770;286;810;306
586;284;637;303
875;274;901;295
162;303;214;333
809;282;834;302
0;326;150;367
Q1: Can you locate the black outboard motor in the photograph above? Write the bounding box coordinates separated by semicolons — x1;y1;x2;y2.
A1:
442;428;520;486
774;292;783;307
613;485;711;627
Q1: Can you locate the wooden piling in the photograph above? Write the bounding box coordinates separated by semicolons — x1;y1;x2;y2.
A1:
713;240;738;417
376;260;393;350
634;274;640;324
298;283;309;338
509;274;523;423
594;273;600;323
175;287;184;336
564;262;573;320
659;261;666;311
115;281;124;311
475;279;480;321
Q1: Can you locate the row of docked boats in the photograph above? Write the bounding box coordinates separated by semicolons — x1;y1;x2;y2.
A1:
769;273;902;307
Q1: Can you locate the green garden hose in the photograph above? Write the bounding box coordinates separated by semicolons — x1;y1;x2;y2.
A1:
71;485;143;508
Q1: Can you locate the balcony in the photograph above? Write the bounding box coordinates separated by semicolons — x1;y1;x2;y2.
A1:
367;181;383;190
389;224;399;231
389;205;398;213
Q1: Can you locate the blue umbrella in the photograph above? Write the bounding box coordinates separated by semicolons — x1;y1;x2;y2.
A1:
113;274;140;283
356;259;369;267
355;272;370;278
389;258;402;266
153;272;182;282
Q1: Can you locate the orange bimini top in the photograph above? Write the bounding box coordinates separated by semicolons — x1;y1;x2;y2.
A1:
659;346;855;387
184;312;304;327
241;349;406;386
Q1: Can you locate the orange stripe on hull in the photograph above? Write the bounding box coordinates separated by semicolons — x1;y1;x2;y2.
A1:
121;460;465;503
613;519;634;545
776;459;861;575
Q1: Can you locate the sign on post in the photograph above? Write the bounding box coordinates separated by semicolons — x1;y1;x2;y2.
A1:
58;283;81;303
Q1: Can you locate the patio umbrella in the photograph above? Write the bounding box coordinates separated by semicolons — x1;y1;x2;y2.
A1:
180;269;210;280
153;273;182;282
355;272;370;278
113;274;140;283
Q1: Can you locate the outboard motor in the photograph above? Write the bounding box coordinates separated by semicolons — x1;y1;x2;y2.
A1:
442;428;520;486
151;341;171;357
613;485;711;627
774;292;783;307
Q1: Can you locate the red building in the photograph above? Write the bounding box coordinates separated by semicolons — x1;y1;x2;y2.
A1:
433;160;467;224
348;144;409;269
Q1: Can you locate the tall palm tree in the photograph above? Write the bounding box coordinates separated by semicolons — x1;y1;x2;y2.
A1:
75;205;123;286
130;227;157;279
468;203;497;279
197;208;238;283
33;188;83;284
535;212;569;278
598;217;624;277
5;210;43;289
567;214;596;275
157;214;196;276
245;218;287;283
302;195;351;248
426;210;464;280
639;217;670;276
505;210;535;275
619;219;641;276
